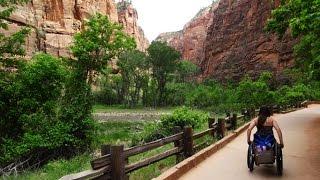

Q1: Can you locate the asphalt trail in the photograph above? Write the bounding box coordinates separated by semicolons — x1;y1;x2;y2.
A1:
180;105;320;180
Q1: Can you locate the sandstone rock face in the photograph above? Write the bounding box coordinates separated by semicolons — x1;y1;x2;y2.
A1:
156;4;217;66
202;0;296;81
117;1;149;51
2;0;148;58
182;4;217;66
156;31;184;54
157;0;295;81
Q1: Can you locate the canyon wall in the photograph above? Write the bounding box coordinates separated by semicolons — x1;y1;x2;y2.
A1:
2;0;148;58
156;4;217;66
202;0;296;81
157;0;296;81
117;1;149;51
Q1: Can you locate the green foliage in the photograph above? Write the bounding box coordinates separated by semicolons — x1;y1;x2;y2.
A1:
131;122;165;145
276;83;313;105
160;107;209;134
266;0;320;80
236;75;276;108
0;53;69;166
94;82;119;105
165;82;194;106
58;71;95;150
186;84;224;108
310;82;320;100
71;13;136;83
147;41;181;105
132;107;209;144
0;0;30;69
117;50;149;106
175;60;200;83
142;78;158;107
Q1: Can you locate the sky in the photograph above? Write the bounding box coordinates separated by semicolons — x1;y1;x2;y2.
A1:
118;0;213;42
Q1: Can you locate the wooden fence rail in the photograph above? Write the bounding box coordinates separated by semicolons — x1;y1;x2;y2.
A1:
61;112;248;180
61;104;305;180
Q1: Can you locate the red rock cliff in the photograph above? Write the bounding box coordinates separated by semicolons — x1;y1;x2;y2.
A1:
156;31;184;54
117;1;149;51
157;0;295;81
202;0;295;81
156;4;216;66
2;0;148;58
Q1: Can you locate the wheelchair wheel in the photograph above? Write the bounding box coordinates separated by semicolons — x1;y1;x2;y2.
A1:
275;143;283;176
247;144;254;171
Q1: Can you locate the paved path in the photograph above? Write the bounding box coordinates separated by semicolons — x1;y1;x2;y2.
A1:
180;105;320;180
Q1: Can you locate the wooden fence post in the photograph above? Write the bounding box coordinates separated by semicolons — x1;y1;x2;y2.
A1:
173;126;183;163
250;108;255;118
111;145;125;180
208;117;215;137
92;145;111;180
243;109;249;121
231;113;237;130
217;118;226;139
183;126;193;157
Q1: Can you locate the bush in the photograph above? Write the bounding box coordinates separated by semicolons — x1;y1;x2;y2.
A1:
160;107;209;134
165;82;194;106
0;53;68;167
236;75;276;108
186;84;224;108
131;122;165;145
310;82;320;100
286;84;312;105
132;107;209;144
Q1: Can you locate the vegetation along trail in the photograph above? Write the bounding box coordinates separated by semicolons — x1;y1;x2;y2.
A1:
179;105;320;180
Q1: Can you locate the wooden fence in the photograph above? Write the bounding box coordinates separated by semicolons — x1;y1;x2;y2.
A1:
60;110;258;180
61;103;307;180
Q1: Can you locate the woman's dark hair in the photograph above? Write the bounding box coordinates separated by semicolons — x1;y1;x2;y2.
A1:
257;106;271;128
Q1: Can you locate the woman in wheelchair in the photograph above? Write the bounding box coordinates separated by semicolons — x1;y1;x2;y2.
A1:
247;106;284;149
246;106;284;175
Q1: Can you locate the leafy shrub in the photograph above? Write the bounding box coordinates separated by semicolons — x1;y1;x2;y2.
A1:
165;82;194;106
0;53;68;166
142;78;158;107
186;84;224;108
131;122;165;145
160;107;209;134
132;107;209;144
236;75;276;108
285;84;312;105
310;82;320;100
175;60;200;83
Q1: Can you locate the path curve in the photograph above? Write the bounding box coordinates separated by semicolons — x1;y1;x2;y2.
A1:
180;105;320;180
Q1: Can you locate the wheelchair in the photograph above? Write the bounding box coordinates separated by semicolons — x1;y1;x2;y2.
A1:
247;134;283;175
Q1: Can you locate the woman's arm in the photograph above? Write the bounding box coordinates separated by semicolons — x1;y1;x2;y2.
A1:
273;120;284;147
247;118;257;144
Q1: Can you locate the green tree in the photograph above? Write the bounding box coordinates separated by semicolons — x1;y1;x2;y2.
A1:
176;60;200;83
0;0;30;165
117;50;149;106
186;84;224;108
0;53;68;167
236;75;276;108
165;82;194;106
0;0;29;60
266;0;320;80
71;13;136;84
60;13;137;153
147;41;181;106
